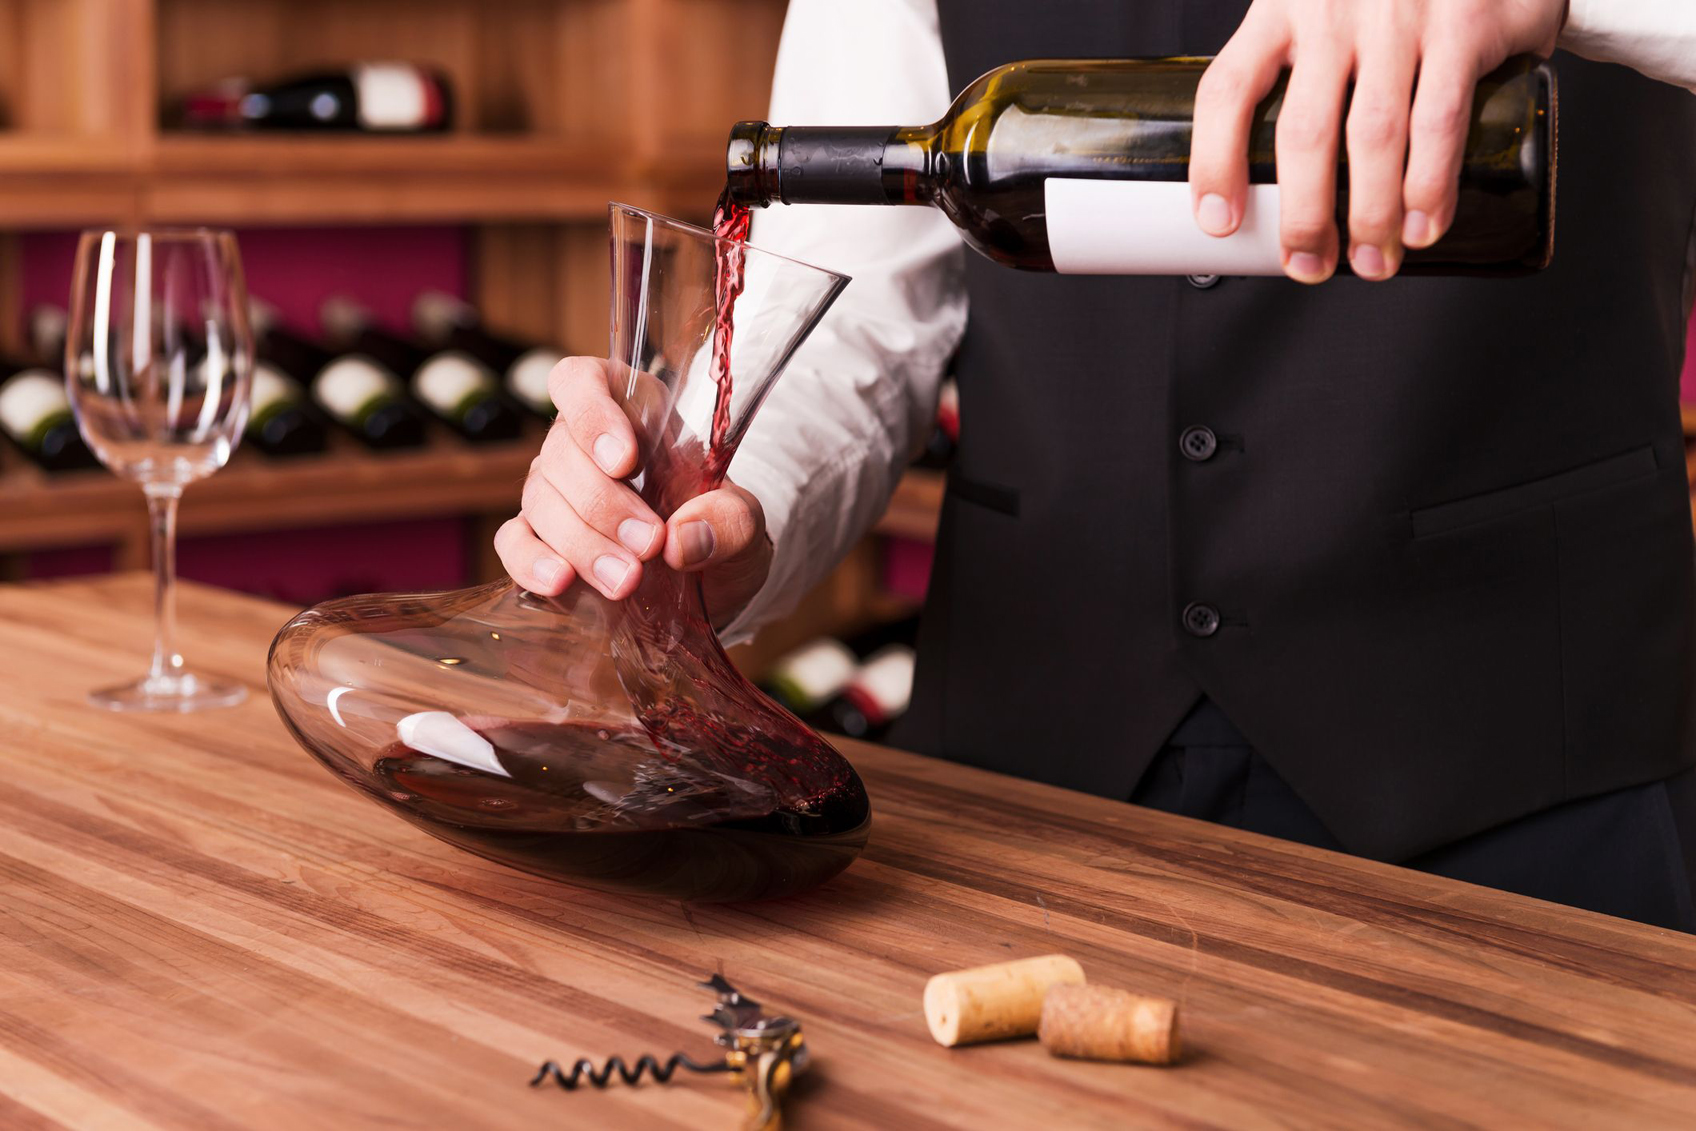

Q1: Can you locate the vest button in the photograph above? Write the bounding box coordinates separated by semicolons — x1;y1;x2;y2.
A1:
1187;274;1221;289
1179;425;1218;462
1182;603;1221;638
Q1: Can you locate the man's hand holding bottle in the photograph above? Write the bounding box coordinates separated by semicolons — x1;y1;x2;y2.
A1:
1190;0;1568;282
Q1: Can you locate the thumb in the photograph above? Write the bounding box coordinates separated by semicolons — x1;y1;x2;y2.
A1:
664;482;772;629
663;482;767;573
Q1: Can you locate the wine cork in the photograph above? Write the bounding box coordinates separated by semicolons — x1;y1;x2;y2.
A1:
1038;983;1181;1065
924;954;1085;1047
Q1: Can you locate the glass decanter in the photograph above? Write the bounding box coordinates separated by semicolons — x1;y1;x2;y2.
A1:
267;203;861;902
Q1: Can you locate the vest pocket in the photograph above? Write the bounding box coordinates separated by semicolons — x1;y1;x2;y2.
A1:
946;471;1020;517
1410;445;1658;539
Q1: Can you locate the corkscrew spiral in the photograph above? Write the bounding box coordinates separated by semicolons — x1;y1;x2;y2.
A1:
530;1053;729;1091
530;973;805;1131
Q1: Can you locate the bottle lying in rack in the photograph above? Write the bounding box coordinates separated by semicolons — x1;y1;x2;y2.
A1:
178;63;453;133
806;644;918;744
244;302;329;458
758;637;860;718
322;296;523;444
253;303;426;451
0;361;98;472
757;615;921;741
247;364;329;458
411;291;564;419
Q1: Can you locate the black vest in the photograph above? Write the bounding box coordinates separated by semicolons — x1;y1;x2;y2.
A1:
895;0;1696;860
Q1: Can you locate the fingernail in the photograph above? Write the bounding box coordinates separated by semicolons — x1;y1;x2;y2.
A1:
1402;210;1430;247
1351;243;1387;279
676;520;716;566
617;517;656;554
593;555;633;594
592;434;624;474
1287;251;1326;281
532;557;565;589
1197;193;1233;235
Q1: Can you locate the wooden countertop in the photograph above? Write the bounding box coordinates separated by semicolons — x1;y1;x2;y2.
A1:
2;575;1695;1129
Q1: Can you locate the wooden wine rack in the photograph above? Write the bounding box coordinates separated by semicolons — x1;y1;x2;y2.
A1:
0;0;786;351
0;0;787;532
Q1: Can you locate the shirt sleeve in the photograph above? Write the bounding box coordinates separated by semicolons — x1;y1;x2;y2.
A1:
719;0;966;645
1560;0;1696;92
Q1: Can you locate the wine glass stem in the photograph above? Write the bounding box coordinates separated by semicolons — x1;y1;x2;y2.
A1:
144;486;184;683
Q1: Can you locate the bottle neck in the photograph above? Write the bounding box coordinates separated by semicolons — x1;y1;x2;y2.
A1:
725;122;935;207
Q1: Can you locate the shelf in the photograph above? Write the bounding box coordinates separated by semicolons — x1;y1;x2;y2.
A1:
0;132;723;227
0;423;540;554
0;136;142;226
149;135;642;225
0;427;944;558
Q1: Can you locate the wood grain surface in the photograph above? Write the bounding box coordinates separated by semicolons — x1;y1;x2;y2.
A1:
1;574;1694;1129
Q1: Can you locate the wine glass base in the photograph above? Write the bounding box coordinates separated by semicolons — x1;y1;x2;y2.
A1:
88;672;247;713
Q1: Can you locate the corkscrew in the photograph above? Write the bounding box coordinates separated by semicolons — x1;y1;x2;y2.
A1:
531;973;808;1131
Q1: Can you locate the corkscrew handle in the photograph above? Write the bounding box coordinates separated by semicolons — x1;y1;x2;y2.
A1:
737;1033;808;1131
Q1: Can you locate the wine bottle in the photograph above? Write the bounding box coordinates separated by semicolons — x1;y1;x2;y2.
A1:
324;297;522;443
412;291;563;419
179;63;453;132
247;364;329;457
0;363;97;471
725;56;1554;276
243;301;329;458
808;644;917;743
758;637;859;717
256;314;424;451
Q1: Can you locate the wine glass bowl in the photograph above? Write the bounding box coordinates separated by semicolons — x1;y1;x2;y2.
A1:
67;228;254;711
68;229;251;486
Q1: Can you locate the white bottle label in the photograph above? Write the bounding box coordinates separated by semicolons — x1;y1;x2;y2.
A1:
415;352;496;416
770;638;858;708
249;364;299;417
508;348;562;414
315;356;399;422
353;63;431;130
1044;180;1285;275
0;371;70;442
852;645;916;718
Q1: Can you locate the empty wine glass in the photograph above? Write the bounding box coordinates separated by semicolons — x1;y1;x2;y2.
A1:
67;228;254;711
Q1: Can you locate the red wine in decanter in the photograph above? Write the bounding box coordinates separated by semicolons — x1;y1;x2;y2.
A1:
371;716;866;901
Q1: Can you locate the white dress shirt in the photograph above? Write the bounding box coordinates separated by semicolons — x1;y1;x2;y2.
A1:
721;0;1696;644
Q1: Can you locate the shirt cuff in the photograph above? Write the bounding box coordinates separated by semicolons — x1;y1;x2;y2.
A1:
1560;0;1696;93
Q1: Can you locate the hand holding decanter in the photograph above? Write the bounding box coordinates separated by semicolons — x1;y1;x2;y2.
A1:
494;355;774;626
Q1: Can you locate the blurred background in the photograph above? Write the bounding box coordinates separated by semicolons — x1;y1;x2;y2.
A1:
0;0;1688;735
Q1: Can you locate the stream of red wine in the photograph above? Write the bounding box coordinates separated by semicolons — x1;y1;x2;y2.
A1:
705;187;752;484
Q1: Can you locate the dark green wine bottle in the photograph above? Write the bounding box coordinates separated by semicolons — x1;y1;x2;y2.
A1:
726;55;1554;276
